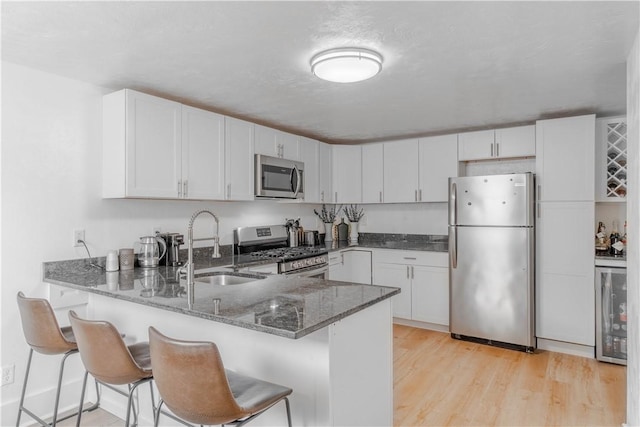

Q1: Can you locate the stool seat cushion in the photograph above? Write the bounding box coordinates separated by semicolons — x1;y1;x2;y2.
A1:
226;369;292;417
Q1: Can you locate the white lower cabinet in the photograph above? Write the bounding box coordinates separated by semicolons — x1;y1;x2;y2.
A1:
372;250;449;327
328;249;372;284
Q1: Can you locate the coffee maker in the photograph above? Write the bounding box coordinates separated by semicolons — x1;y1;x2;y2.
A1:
157;232;184;266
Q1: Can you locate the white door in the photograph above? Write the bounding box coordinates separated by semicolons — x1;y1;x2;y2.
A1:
383;139;418;203
374;263;411;319
411;265;449;326
536;115;595;202
418;134;458;202
181;106;225;200
224;117;254;200
536;201;595;345
318;142;333;203
457;129;494;161
495;125;535;158
299;137;319;203
362;143;384;203
333;145;362;203
125;90;181;198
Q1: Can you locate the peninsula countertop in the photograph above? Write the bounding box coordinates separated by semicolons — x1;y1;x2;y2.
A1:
43;261;399;340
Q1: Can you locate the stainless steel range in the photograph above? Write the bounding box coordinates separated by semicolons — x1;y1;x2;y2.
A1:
234;225;328;277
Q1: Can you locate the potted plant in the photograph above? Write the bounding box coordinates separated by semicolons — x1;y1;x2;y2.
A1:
313;204;342;242
344;204;365;243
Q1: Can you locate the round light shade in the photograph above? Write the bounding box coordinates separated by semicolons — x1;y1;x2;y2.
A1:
311;48;383;83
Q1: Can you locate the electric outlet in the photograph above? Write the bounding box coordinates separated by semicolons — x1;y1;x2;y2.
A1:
73;229;85;247
1;364;14;386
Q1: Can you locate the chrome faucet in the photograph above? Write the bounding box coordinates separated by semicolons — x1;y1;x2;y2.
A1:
178;209;221;309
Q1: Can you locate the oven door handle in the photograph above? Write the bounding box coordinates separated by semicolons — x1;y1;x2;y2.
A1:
286;263;328;277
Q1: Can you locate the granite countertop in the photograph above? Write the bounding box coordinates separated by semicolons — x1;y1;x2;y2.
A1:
324;233;448;253
42;261;399;340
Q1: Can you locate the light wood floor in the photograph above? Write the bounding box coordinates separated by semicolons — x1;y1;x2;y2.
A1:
35;324;627;426
394;325;626;426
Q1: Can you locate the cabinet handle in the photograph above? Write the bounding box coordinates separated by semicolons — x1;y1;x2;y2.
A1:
227;183;231;199
379;191;383;203
419;189;422;201
183;180;188;198
335;192;338;203
406;266;410;279
321;191;325;202
177;180;182;197
537;203;541;218
496;142;500;157
341;253;344;265
403;257;417;260
411;266;414;279
491;143;494;157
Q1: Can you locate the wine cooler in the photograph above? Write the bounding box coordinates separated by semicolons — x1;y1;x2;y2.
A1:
595;266;627;365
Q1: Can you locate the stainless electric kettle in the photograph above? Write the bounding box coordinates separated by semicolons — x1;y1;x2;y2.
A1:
135;236;167;268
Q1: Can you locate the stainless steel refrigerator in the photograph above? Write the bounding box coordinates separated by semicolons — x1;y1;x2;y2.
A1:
448;173;536;352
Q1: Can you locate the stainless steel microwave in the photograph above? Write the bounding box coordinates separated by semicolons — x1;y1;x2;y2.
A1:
255;154;304;199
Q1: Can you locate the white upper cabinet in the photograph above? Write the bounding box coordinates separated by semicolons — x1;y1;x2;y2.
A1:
383;139;419;203
536;115;595;202
181;106;225;200
418;134;458;202
254;124;299;160
103;89;182;199
458;125;535;161
362;143;384;203
595;116;627;202
224;117;255;201
318;142;333;203
299;137;320;203
333;145;362;203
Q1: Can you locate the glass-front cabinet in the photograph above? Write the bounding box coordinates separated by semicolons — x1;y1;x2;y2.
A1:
595;266;627;365
596;117;627;201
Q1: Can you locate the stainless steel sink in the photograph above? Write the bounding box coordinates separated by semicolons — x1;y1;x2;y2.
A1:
194;273;264;286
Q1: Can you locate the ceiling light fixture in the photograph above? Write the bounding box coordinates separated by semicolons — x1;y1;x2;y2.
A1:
311;48;383;83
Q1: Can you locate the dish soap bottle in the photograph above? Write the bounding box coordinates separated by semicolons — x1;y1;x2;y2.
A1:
337;218;349;242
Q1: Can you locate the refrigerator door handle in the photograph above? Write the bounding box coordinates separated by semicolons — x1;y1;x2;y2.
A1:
449;227;457;269
449;182;457;226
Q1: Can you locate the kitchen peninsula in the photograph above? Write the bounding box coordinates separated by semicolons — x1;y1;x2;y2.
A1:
43;260;399;426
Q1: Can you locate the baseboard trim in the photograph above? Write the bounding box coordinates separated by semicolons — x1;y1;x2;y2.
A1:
537;338;595;359
393;317;449;333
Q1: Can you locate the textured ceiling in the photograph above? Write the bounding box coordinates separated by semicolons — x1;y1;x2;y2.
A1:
2;1;639;144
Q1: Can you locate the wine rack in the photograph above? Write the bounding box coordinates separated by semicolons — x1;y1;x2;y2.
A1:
605;120;627;199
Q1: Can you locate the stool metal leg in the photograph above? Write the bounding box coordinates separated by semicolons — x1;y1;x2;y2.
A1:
15;348;34;427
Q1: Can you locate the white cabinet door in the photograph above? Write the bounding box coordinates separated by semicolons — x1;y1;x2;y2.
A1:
318;142;333;203
383;139;419;203
457;129;494;161
374;262;412;319
224;117;254;201
536;201;595;346
362;143;384;203
299;137;319;203
255;125;299;160
495;125;535;158
332;145;362;203
276;131;299;160
181;106;225;200
536;115;595;202
411;266;449;326
418;134;458;202
103;89;181;198
343;250;372;285
328;251;348;281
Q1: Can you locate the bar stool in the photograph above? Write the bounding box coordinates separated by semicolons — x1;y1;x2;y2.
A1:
15;292;100;427
68;311;155;427
148;327;293;427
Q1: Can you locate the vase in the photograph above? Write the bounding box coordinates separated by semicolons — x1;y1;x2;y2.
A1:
349;221;359;243
324;222;334;242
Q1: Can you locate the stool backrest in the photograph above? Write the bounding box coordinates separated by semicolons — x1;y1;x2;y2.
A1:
68;310;150;385
148;327;246;425
16;292;76;355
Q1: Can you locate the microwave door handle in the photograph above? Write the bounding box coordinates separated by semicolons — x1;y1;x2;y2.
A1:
292;166;301;197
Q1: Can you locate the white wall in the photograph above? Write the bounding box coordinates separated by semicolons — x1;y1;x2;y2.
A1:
0;61;447;424
626;29;639;427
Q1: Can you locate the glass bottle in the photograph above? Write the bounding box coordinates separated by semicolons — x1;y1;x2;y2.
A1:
610;221;622;256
